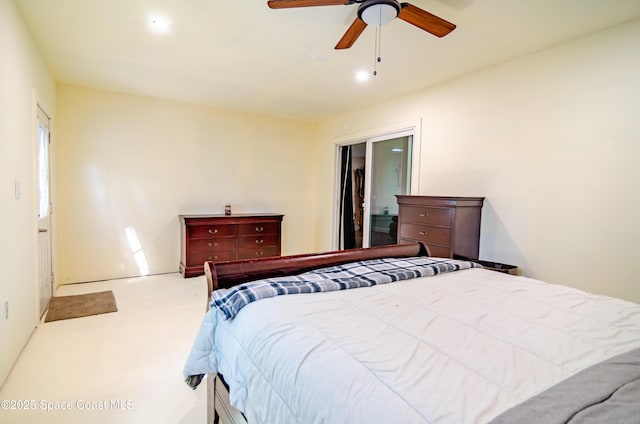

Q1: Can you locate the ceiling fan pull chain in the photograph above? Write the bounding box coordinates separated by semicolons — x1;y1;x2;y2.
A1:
373;24;382;76
377;23;382;64
375;6;384;76
373;25;378;76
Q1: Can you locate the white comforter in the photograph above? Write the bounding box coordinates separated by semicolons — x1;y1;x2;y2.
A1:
184;267;640;423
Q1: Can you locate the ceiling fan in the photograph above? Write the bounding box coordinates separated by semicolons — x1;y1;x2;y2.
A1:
267;0;456;49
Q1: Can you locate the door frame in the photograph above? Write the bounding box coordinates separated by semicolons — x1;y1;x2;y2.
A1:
332;119;422;250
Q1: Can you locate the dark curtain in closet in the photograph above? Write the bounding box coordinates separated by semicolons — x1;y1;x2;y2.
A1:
339;145;356;249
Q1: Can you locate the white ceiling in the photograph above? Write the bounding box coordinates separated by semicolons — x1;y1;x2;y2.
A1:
16;0;640;122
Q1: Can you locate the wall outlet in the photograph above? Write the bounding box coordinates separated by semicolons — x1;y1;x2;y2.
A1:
3;300;8;320
14;180;21;200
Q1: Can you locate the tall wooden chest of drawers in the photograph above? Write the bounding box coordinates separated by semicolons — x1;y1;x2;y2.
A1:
179;214;284;278
396;196;484;259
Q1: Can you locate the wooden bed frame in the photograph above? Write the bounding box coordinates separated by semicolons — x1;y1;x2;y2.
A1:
202;242;430;424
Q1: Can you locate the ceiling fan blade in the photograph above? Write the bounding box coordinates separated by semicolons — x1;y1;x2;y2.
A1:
335;17;367;49
398;3;456;37
267;0;351;9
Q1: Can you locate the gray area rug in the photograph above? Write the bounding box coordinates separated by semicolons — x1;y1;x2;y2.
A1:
45;290;118;322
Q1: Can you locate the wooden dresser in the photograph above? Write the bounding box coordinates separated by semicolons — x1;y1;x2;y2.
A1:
179;214;284;278
396;196;484;259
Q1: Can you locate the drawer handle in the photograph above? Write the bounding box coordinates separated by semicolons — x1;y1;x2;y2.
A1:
419;213;429;217
419;231;428;236
255;251;264;257
208;229;218;235
256;226;264;232
208;242;218;247
208;255;218;260
256;239;264;244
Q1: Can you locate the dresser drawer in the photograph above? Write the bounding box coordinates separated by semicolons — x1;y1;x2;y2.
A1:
188;250;236;265
188;237;236;252
239;222;280;236
399;223;451;246
401;206;452;226
238;246;280;260
188;224;237;239
238;234;279;249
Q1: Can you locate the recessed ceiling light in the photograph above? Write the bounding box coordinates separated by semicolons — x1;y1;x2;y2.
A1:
149;16;171;34
355;70;370;82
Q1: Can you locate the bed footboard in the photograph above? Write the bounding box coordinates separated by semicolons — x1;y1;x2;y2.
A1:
211;373;247;424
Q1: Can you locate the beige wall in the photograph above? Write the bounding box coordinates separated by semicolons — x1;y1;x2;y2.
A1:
4;0;639;389
55;85;319;283
0;0;56;386
318;19;640;303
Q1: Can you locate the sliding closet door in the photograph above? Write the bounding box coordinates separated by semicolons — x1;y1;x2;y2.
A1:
335;129;414;250
368;136;412;247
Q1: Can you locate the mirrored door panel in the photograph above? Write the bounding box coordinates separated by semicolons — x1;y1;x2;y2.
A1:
369;136;412;247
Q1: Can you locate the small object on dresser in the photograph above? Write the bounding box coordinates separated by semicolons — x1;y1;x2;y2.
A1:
224;204;231;216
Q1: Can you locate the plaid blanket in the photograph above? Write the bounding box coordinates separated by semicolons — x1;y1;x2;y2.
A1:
211;257;481;320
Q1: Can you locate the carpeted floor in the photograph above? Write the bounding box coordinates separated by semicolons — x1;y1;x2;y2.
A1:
44;290;118;322
0;273;206;424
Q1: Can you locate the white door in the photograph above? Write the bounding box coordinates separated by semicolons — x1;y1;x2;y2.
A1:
37;106;53;317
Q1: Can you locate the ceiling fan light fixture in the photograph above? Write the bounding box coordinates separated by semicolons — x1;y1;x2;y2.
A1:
358;0;400;26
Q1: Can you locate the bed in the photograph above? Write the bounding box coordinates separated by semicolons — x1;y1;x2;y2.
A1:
183;242;640;424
